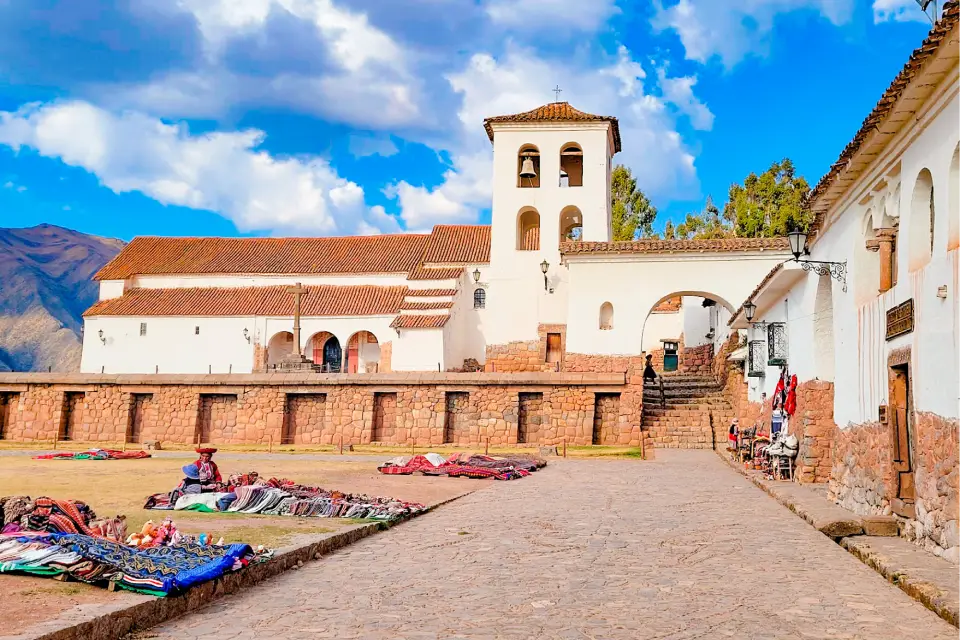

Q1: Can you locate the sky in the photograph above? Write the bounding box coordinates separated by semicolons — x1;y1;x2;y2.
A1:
0;0;939;241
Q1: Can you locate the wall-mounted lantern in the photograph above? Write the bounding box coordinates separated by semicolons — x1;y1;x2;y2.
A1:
787;230;847;292
540;260;549;291
473;268;481;283
243;328;250;343
98;329;106;345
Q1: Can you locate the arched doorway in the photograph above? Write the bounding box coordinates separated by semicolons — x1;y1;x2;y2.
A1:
306;332;342;372
345;331;381;373
267;331;294;366
639;291;736;375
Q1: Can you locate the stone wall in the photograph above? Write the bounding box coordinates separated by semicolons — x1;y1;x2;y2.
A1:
379;341;393;374
907;411;958;561
0;372;641;449
679;343;713;375
484;341;554;373
829;421;897;518
793;380;837;484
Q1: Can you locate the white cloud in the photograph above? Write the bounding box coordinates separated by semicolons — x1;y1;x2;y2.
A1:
0;101;396;235
484;0;619;32
652;0;855;67
386;45;702;228
111;0;423;130
872;0;931;23
657;69;714;131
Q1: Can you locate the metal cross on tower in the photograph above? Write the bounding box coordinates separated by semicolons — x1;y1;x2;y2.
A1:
552;85;562;102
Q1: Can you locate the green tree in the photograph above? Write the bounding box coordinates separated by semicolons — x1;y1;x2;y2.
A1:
724;158;811;237
611;166;658;240
672;196;733;239
663;220;676;240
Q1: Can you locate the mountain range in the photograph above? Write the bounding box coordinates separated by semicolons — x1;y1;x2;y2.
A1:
0;224;125;372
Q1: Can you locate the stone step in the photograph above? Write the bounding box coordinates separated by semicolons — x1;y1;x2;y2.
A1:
642;396;729;406
644;380;722;391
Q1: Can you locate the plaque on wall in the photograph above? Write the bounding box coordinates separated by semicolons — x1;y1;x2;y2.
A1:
886;299;914;341
878;404;888;424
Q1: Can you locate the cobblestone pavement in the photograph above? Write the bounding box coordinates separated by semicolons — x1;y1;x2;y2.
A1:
148;451;955;639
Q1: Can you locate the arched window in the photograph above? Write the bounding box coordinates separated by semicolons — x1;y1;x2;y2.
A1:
474;287;486;309
949;146;959;251
599;302;614;330
909;168;934;271
517;209;540;250
517;144;540;188
560;143;583;187
559;206;583;242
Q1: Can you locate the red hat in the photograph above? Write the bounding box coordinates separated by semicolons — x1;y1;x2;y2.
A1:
195;447;218;455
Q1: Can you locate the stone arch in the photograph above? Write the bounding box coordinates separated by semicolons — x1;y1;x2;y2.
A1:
599;302;614;330
813;273;835;381
908;168;934;271
306;331;334;369
345;330;380;373
949;145;959;251
267;331;294;366
517;144;540;188
517;208;541;251
559;142;583;187
640;291;736;363
559;205;583;242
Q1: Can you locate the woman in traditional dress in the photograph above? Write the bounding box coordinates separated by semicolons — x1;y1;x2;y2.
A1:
194;448;222;484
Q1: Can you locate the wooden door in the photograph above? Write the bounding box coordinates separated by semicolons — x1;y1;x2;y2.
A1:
372;393;397;442
546;333;562;364
890;368;915;507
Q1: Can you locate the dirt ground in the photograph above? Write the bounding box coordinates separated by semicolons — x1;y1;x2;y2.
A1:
0;450;487;638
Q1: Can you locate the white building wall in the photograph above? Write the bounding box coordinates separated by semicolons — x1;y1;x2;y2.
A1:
682;297;713;347
565;253;790;356
391;329;446;372
98;280;126;300
641;312;682;351
447;266;489;368
485;123;613;346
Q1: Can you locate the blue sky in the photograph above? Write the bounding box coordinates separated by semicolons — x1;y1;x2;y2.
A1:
0;0;937;240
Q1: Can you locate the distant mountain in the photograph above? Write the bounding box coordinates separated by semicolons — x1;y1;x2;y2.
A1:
0;224;125;372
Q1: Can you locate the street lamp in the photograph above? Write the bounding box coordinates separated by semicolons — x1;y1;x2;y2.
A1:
98;329;106;344
743;301;756;323
540;260;549;291
786;229;847;292
242;328;250;343
473;268;481;283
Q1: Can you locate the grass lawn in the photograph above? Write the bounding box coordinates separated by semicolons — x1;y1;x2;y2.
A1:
0;454;477;548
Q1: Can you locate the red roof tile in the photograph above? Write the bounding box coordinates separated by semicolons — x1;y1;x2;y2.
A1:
423;225;491;264
400;301;454;311
807;2;959;240
483;102;621;153
84;285;407;317
407;265;464;281
390;314;450;329
406;289;456;297
561;238;789;255
95;224;492;281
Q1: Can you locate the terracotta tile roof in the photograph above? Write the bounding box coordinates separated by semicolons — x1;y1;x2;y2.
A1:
84;285;407;317
406;289;456;297
728;263;785;326
561;238;790;255
390;314;450;329
652;296;682;313
400;301;454;311
95;224;492;280
807;1;959;241
483;102;622;153
407;265;464;281
423;225;491;264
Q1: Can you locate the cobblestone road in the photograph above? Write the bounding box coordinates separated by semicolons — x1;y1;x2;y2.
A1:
148;451;955;639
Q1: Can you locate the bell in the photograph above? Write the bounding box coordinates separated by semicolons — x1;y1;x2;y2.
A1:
519;157;537;178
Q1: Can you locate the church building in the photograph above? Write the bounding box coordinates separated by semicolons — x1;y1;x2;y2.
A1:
80;103;787;377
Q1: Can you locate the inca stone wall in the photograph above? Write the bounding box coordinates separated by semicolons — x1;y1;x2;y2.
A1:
0;372;641;450
906;411;958;561
793;380;837;484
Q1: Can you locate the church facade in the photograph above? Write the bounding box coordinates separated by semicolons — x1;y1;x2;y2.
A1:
79;103;788;377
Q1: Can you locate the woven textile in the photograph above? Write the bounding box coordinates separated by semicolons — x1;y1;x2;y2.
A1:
377;453;545;481
43;533;251;595
33;450;151;461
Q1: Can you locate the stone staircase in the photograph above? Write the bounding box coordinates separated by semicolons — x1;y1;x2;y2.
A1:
642;374;734;449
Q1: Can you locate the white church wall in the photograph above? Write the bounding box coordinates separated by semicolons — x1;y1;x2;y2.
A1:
98;280;126;300
81;315;256;374
565;253;790;356
392;329;446;372
448;266;489;368
485;124;613;346
641;311;681;351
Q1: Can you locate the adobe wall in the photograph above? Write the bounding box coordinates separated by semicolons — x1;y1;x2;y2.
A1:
793;380;837;484
0;372;642;450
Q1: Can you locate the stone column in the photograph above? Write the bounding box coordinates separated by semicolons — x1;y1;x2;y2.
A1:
867;228;898;293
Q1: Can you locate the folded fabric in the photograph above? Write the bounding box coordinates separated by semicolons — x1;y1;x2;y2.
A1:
33;449;151;461
174;493;231;512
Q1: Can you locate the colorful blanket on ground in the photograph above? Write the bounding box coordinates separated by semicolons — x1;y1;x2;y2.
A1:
2;496;128;542
0;533;253;596
377;453;546;481
33;449;151;461
144;473;426;521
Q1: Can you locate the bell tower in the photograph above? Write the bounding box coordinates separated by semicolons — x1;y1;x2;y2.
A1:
481;102;621;346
